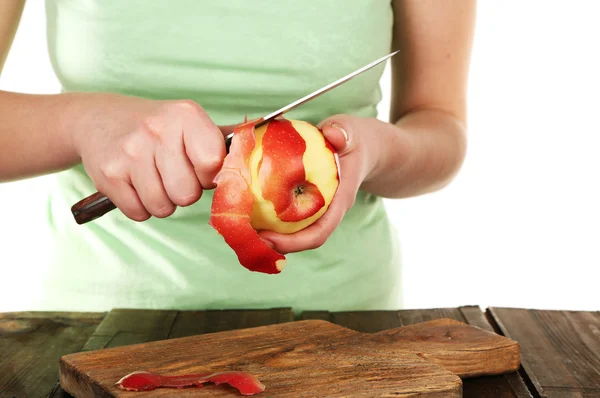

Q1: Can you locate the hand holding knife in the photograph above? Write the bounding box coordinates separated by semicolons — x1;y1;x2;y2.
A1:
71;50;400;224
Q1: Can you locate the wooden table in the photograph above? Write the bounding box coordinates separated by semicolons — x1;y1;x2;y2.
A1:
1;306;598;397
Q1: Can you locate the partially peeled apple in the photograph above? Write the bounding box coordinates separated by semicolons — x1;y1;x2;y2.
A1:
209;117;340;274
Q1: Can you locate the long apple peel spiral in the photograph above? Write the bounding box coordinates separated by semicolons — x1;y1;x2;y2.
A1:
209;119;285;274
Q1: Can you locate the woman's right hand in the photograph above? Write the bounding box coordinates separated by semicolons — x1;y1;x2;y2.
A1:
72;93;230;221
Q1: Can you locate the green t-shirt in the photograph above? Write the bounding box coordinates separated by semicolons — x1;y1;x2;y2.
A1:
39;0;402;313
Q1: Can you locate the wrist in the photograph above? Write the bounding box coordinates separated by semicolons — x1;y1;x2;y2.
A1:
61;92;110;160
63;91;139;160
59;93;86;161
361;117;413;186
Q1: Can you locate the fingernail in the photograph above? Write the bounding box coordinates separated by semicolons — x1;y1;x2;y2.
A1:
331;123;349;142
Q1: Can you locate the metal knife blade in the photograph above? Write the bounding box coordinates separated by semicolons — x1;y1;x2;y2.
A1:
224;49;399;151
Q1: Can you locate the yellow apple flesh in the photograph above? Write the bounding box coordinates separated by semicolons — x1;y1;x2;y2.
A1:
209;117;339;274
248;119;340;234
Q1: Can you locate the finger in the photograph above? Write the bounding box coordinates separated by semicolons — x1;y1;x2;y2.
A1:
155;131;202;207
320;120;350;154
258;166;359;254
258;140;363;254
320;116;374;182
99;179;151;222
182;108;226;190
258;194;348;254
129;151;176;218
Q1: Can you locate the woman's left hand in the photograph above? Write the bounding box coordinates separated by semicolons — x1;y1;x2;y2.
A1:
258;114;379;254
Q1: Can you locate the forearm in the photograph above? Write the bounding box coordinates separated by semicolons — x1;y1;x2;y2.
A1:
360;108;467;198
0;90;85;182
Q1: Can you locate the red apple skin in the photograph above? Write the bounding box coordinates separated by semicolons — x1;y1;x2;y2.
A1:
258;119;326;222
209;119;285;274
249;119;340;235
210;117;340;274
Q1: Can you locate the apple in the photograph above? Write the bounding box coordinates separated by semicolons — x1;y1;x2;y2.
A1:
249;118;340;234
209;117;340;274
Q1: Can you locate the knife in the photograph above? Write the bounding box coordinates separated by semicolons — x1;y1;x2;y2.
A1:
71;50;400;225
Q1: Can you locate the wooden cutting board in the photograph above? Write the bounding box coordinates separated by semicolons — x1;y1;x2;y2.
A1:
59;318;520;397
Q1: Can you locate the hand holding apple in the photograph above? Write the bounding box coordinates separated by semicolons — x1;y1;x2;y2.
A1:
209;114;378;274
257;114;378;255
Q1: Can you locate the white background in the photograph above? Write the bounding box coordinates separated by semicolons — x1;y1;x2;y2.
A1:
1;1;598;312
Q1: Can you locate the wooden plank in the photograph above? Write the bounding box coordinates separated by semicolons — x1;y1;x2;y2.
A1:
59;318;522;397
82;309;179;351
324;310;403;332
169;308;293;338
397;307;466;325
406;307;532;398
460;305;499;331
459;306;533;398
48;309;177;398
461;374;533;398
488;307;600;398
300;307;464;332
0;311;104;398
47;308;294;397
302;305;533;398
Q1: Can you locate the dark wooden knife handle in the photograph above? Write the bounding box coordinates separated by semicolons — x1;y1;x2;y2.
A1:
225;134;233;153
71;192;116;225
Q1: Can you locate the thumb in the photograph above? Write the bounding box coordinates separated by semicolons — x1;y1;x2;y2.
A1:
319;119;351;155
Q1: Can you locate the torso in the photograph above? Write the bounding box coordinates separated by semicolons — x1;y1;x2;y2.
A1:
37;0;403;313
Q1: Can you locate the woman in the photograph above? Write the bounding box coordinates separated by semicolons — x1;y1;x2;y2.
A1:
0;1;475;313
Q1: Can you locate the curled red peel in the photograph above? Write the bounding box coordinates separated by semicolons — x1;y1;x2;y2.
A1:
209;120;286;274
115;370;265;395
259;119;325;222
